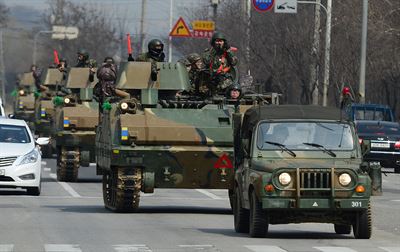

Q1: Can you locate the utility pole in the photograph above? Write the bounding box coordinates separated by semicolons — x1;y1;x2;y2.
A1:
0;29;5;105
139;0;147;53
242;0;251;76
359;0;369;104
309;0;321;105
168;0;173;63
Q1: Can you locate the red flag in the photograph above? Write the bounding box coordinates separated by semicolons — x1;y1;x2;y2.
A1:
126;34;132;55
53;50;60;65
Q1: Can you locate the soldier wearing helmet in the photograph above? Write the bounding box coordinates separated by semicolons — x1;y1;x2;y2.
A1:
137;39;165;63
202;32;238;96
75;49;97;81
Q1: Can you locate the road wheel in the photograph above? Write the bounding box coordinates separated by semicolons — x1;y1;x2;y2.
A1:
249;190;268;238
233;186;249;233
353;202;372;239
334;224;351;234
103;167;142;213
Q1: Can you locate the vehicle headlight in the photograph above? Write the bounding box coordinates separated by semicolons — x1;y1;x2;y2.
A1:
278;172;292;186
120;102;129;110
64;97;71;104
17;149;39;166
338;173;352;186
19;90;25;96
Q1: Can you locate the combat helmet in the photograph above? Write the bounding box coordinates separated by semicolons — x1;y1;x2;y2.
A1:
210;32;226;47
148;39;164;58
187;53;201;64
77;49;89;61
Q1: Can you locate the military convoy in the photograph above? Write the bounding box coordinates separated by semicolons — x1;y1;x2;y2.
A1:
232;105;373;239
53;67;98;182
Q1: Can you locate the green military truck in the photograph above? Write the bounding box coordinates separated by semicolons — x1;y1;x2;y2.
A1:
96;61;239;212
232;105;373;239
53;68;98;182
34;68;64;157
13;72;37;130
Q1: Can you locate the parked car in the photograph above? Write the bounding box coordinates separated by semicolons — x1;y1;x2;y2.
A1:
0;118;49;195
356;120;400;173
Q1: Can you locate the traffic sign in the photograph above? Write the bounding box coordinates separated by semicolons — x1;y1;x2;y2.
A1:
169;17;191;37
252;0;275;12
192;30;213;39
192;20;215;31
51;26;79;40
275;0;297;13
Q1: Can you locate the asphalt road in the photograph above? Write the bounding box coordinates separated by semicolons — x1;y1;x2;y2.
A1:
0;159;399;252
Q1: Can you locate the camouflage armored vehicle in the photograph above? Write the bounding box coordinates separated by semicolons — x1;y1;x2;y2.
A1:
34;68;64;157
13;72;37;130
96;61;240;212
232;105;373;239
53;68;98;182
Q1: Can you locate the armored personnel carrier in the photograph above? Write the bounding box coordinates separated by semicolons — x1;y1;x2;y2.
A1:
96;62;240;212
34;68;64;157
232;105;373;239
13;72;36;130
53;68;98;182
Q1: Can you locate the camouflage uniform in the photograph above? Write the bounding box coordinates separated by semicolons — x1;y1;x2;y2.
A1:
75;49;97;82
137;39;165;81
202;32;238;96
95;57;117;113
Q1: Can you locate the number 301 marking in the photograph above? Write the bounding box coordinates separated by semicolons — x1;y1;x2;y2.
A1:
352;201;362;207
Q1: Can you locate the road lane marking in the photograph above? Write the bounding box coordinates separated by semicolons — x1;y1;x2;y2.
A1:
380;247;400;252
113;244;152;252
0;244;14;252
179;244;213;247
195;189;222;200
41;161;47;166
315;247;357;252
43;168;51;172
245;245;287;252
49;173;82;198
390;200;400;202
45;244;82;252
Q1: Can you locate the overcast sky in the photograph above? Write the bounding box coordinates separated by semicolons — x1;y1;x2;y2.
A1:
3;0;208;38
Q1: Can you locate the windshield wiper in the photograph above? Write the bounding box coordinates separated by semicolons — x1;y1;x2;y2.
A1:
265;141;296;157
303;142;337;157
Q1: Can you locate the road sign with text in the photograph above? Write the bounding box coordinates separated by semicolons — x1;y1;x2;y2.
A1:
192;20;215;31
169;17;191;37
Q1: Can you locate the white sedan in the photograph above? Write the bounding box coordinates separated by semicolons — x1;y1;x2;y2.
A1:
0;118;48;195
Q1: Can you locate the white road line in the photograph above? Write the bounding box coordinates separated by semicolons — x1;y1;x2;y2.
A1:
179;244;214;248
44;168;51;172
315;247;357;252
41;161;47;165
113;244;152;252
380;247;400;252
195;189;223;200
45;244;82;252
0;244;14;252
245;245;287;252
390;200;400;202
49;173;81;198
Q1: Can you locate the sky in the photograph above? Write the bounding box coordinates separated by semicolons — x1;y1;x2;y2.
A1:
2;0;209;38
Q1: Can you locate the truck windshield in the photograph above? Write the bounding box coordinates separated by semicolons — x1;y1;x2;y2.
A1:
256;122;354;151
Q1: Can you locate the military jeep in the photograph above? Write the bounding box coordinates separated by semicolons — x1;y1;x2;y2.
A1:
232;105;372;239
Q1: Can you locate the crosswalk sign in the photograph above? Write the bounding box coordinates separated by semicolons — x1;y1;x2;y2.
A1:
169;17;191;37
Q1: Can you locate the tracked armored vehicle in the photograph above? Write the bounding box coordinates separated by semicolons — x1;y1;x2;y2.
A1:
13;72;36;130
96;62;240;212
53;68;98;182
34;68;64;157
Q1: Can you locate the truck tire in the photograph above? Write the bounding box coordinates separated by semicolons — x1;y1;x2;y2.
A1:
334;224;351;234
233;186;249;233
249;190;268;238
56;147;79;182
353;202;372;239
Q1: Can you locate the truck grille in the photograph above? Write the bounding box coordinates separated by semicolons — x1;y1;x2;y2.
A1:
0;157;18;167
299;169;332;197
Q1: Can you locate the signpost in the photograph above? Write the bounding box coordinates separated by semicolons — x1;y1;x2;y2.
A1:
192;20;215;39
252;0;275;12
169;17;191;37
51;26;79;40
274;0;297;13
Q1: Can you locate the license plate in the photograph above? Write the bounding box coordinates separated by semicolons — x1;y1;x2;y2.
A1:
371;142;390;148
0;169;4;176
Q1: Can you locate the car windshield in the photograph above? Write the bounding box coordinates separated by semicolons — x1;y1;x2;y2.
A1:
356;123;400;136
0;124;31;143
256;121;354;151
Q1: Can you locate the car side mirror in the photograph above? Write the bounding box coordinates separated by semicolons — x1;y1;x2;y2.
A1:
360;139;371;156
8;114;14;119
36;137;50;146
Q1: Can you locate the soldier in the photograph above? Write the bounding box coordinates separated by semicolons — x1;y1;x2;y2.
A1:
75;49;97;82
202;32;238;96
31;64;43;91
137;39;165;81
95;56;118;112
57;58;68;80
